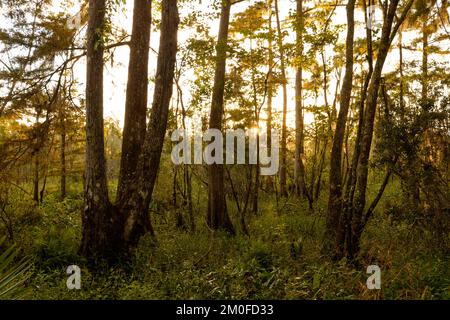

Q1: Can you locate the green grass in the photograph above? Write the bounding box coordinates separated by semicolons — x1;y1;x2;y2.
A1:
1;179;449;300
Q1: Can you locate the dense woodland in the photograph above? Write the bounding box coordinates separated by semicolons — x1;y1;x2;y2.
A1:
0;0;449;299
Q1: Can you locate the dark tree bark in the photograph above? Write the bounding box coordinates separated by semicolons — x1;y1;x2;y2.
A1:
60;125;66;200
251;103;260;216
265;0;274;191
350;0;402;258
117;0;152;204
421;20;428;103
326;0;356;253
80;0;120;263
120;0;179;248
80;0;179;263
363;165;395;228
314;141;328;201
59;102;67;200
33;154;39;203
399;30;405;113
33;108;41;203
338;0;374;258
175;74;196;231
334;0;413;260
206;0;235;234
294;0;308;199
274;0;288;197
249;38;260;215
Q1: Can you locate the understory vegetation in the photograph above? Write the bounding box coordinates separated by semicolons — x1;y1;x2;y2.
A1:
4;177;448;300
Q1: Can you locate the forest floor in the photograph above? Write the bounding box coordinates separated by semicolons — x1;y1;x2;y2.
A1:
8;179;450;300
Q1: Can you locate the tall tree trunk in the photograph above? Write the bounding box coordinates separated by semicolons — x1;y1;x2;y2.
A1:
80;0;119;263
33;154;39;203
326;0;356;254
206;0;235;234
294;0;308;199
176;75;196;232
338;0;374;258
421;20;428;103
408;19;429;207
120;0;179;248
274;0;288;197
60;104;67;200
350;0;401;259
250;38;260;215
33;109;41;203
399;30;405;113
185;166;195;232
315;140;328;201
266;0;274;191
419;17;431;184
117;0;152;204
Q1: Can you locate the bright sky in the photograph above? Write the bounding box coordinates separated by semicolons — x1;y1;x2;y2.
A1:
89;0;448;129
2;0;449;129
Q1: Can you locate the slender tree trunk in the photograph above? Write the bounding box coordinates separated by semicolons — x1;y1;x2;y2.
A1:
39;163;48;203
33;155;39;203
363;165;395;228
60;105;67;200
33;110;41;203
421;20;428;103
350;0;401;259
177;76;196;232
315;140;328;201
338;0;413;259
80;0;120;263
185;166;195;232
274;0;288;197
266;0;274;191
326;0;356;254
240;167;252;236
321;49;329;111
206;0;235;234
309;121;319;199
117;0;152;204
250;38;260;215
339;0;374;258
399;30;405;113
313;48;330;203
407;19;429;207
173;166;185;229
294;0;308;199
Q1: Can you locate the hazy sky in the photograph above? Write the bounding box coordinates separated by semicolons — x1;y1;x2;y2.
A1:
3;0;449;128
83;0;447;129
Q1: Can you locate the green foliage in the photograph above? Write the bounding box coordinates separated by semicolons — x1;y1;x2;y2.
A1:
0;237;33;300
11;188;447;300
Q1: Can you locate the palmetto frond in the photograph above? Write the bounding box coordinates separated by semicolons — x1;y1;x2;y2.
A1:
0;237;33;300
